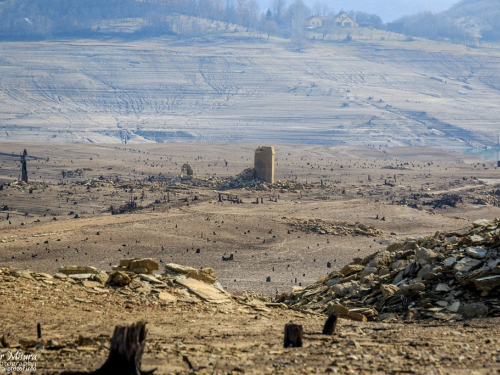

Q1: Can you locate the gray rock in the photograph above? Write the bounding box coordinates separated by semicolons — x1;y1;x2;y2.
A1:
466;246;487;260
447;301;460;312
454;257;482;272
459;302;488;318
435;283;451;292
415;247;436;265
403;261;420;277
443;257;457;268
369;251;391;268
473;219;493;227
390;259;407;271
417;264;432;279
332;281;359;297
399;282;425;294
93;271;110;285
325;278;342;287
360;266;378;278
469;234;483;243
488;259;500;269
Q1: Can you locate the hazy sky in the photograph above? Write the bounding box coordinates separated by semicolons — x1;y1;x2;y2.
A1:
258;0;460;22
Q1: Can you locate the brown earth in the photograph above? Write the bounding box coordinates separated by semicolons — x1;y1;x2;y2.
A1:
3;270;500;375
2;143;500;373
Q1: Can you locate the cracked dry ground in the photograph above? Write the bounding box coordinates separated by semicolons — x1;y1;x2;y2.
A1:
2;274;500;375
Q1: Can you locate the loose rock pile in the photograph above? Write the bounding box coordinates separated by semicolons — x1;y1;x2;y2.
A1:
475;189;500;207
0;259;232;307
168;168;306;192
277;218;500;321
288;218;382;237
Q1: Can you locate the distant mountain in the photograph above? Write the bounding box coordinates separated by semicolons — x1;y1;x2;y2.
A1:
443;0;500;40
397;0;500;42
446;0;500;17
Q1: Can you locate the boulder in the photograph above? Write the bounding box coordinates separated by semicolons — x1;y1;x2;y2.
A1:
164;263;216;284
93;271;110;285
459;302;488;318
111;271;132;286
118;258;159;274
175;278;230;304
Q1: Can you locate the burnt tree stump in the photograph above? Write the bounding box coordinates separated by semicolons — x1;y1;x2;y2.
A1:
322;314;338;335
21;149;28;183
284;324;303;348
62;321;155;375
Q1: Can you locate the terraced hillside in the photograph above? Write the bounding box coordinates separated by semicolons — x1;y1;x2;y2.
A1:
0;37;499;150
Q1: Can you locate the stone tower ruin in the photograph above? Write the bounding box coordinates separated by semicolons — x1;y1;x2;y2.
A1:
254;146;274;183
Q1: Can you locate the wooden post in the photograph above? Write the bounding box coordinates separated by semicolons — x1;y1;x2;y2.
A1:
322;314;338;335
284;324;303;348
62;322;155;375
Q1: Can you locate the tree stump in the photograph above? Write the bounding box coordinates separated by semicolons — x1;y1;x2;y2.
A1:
62;321;155;375
322;314;338;335
284;324;303;348
21;149;28;183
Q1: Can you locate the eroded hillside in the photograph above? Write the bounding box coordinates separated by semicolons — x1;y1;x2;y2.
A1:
0;38;499;150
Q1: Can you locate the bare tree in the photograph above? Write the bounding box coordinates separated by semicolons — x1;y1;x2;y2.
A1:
312;2;329;17
247;0;259;31
272;0;287;23
288;0;310;50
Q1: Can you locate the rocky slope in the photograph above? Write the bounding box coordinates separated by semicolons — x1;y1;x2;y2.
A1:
278;218;500;322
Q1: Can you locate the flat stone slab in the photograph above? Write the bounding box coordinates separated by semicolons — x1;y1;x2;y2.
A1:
175;278;230;304
68;273;93;280
139;274;167;286
157;292;177;302
454;257;482;273
466;246;487;260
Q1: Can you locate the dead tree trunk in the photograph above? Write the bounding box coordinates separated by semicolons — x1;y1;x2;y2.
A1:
21;149;28;183
284;323;303;348
322;314;338;335
62;322;155;375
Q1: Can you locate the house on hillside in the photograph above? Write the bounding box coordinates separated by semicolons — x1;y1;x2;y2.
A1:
305;12;357;29
334;12;357;28
305;16;323;28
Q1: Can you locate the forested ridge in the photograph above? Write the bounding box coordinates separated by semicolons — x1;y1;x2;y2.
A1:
0;0;382;41
396;0;500;44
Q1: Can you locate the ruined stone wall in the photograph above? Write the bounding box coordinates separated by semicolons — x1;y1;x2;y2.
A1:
254;146;274;183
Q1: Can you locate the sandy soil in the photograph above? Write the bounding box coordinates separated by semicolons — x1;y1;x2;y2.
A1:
2;143;500;295
2;143;500;374
2;271;500;375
